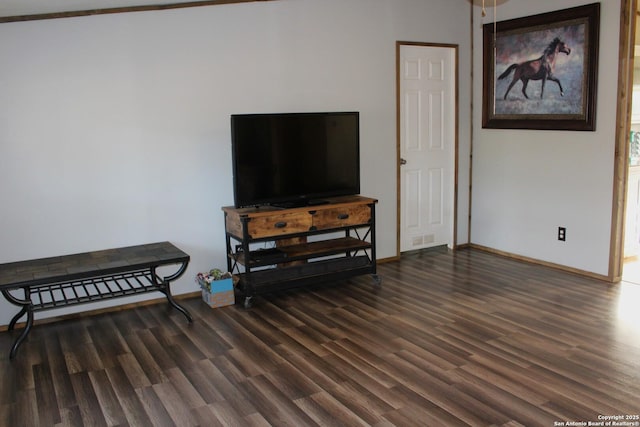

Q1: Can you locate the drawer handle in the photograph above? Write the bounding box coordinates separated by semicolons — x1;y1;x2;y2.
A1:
274;221;287;228
337;213;349;220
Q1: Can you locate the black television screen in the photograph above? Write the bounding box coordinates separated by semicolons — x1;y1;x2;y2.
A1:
231;112;360;208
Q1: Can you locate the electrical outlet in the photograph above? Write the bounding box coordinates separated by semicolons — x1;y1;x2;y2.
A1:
558;227;566;241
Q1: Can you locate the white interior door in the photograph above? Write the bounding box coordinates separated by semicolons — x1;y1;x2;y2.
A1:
399;44;455;253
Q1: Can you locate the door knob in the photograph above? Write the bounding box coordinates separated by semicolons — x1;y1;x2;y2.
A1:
400;158;407;165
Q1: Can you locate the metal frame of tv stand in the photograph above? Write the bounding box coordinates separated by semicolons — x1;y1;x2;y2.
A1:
225;204;379;308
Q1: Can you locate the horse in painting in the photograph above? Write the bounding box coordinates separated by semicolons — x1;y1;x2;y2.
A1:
498;37;571;100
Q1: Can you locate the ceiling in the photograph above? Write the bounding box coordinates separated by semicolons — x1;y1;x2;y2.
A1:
0;0;220;18
0;0;634;29
0;0;509;20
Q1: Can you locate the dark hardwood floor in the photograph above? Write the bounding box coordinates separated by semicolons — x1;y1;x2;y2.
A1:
1;248;639;426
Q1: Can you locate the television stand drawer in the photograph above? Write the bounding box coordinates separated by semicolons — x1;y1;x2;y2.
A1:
247;211;312;239
312;205;371;230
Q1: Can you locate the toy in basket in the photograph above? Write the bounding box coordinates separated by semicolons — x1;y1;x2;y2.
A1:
196;268;235;308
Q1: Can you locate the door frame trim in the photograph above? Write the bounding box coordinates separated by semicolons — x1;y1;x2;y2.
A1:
395;41;459;257
611;0;637;281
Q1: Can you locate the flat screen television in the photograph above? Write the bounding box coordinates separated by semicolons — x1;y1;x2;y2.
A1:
231;112;360;208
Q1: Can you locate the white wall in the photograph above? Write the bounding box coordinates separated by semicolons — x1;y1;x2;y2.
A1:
0;0;472;324
471;0;620;276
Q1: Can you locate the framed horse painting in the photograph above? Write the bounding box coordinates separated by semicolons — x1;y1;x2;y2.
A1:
482;3;600;131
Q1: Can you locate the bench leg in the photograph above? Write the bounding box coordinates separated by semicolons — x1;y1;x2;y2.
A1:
152;265;193;323
10;307;34;359
2;288;35;359
8;305;28;331
163;285;193;323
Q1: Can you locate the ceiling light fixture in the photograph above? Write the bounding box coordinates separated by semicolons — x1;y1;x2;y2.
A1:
468;0;509;113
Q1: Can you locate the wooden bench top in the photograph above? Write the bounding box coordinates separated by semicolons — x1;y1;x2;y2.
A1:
0;241;189;290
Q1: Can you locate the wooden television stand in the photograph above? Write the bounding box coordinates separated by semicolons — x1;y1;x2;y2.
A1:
222;195;379;308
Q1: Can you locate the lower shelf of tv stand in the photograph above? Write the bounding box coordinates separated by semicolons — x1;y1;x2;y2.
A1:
233;237;371;267
235;255;378;307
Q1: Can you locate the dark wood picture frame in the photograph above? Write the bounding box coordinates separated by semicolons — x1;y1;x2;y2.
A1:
482;3;600;131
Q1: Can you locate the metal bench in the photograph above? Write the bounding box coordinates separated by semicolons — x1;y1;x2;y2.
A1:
0;241;192;359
